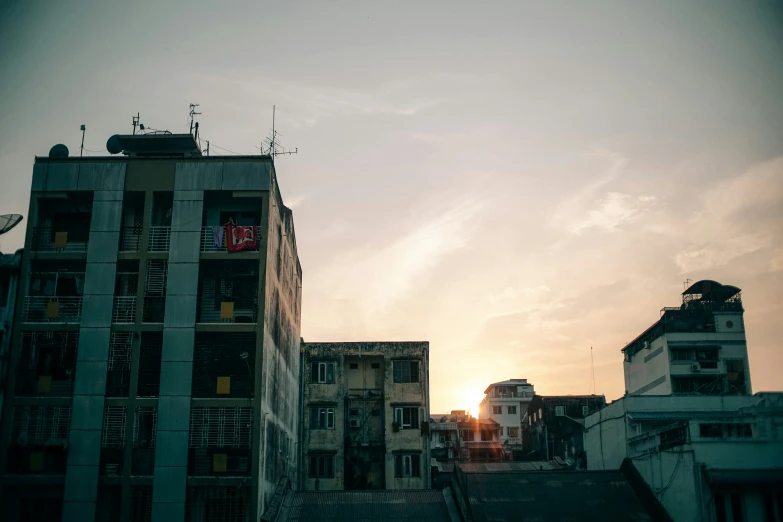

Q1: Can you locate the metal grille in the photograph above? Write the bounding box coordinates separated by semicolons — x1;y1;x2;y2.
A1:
138;332;162;397
101;406;127;447
197;261;258;323
16;332;78;396
31;226;89;252
131;486;153;522
188;407;252;448
120;227;143;252
113;296;137;323
185;486;250;522
107;332;133;397
22;296;83;323
148;226;171;252
192;333;255;398
144;260;168;295
132;407;157;475
11;406;71;444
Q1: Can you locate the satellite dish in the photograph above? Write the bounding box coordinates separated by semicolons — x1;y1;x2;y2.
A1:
0;214;23;235
106;134;122;155
49;144;69;158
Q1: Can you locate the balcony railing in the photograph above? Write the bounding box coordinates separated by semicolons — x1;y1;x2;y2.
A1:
197;300;258;323
112;296;137;323
200;226;260;253
188;448;251;477
30;227;89;253
15;371;75;397
120;227;143;252
147;226;171;252
22;296;82;323
142;296;166;323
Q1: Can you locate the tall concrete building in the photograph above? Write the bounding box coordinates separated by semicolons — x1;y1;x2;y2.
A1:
478;378;534;458
300;341;430;491
622;280;750;396
0;134;302;522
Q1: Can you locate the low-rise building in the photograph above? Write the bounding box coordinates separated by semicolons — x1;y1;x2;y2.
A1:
478;379;534;458
584;393;783;522
459;418;503;462
522;394;606;465
623;280;751;396
430;410;468;462
300;341;430;491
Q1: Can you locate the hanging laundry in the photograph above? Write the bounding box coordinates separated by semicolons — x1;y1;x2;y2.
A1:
211;225;225;249
225;225;258;253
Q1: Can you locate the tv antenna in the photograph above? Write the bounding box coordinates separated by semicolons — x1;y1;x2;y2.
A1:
258;105;298;159
188;103;201;135
79;125;86;157
132;113;141;135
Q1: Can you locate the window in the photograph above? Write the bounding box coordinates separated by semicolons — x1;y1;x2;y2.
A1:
460;429;474;441
309;455;334;478
311;362;335;384
659;425;688;450
394;407;420;429
508;427;520;438
371;363;380;369
480;430;493;442
700;423;722;438
582;406;590;416
507;406;517;415
492;406;502;415
555;406;565;417
349;363;358;370
394;454;420;478
309;407;335;430
700;423;752;439
393;361;419;383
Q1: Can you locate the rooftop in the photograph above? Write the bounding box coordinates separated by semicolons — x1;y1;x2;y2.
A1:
483;379;531;394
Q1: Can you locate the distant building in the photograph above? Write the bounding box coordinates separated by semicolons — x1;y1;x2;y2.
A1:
0;249;22;427
458;417;503;462
478;378;534;458
300;341;430;491
622;280;751;396
0;134;302;522
429;410;469;462
584;393;783;522
521;394;606;464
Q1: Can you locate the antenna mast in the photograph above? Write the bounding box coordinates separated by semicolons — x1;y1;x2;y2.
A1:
188;103;201;135
80;125;86;157
132;113;140;135
260;105;298;159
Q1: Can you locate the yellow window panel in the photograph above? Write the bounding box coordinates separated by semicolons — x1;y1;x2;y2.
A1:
216;376;231;395
220;302;235;319
38;375;52;393
54;231;68;248
46;301;60;319
213;453;227;473
29;452;45;471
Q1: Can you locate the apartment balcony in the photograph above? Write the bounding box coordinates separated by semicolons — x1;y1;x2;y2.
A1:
119;227;143;252
142;296;166;323
188;448;251;477
30;227;88;253
200;226;260;253
196;297;258;323
147;226;171;252
112;296;137;323
22;296;82;323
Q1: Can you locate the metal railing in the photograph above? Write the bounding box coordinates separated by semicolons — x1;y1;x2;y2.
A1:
15;371;75;397
30;227;89;253
188;448;252;477
147;226;171;252
197;300;258;323
200;226;260;252
120;227;143;252
142;296;166;323
112;296;137;323
22;296;82;323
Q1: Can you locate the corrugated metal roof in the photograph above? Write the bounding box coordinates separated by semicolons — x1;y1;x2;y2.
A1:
459;461;567;473
463;471;654;522
278;490;452;521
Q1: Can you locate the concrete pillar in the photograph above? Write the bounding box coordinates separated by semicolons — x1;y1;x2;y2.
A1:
151;185;203;522
63;165;126;522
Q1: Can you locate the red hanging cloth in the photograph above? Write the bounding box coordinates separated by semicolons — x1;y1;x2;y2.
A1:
225;225;258;253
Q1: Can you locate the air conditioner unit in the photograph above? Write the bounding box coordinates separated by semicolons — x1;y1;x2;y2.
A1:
690;363;701;372
349;419;361;429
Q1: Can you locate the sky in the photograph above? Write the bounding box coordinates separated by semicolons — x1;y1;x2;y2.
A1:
1;1;782;414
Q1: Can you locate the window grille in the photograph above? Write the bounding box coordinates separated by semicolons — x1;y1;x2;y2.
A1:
309;454;334;478
309;407;335;430
138;332;162;397
393;407;420;429
16;332;78;396
394;454;421;478
197;261;258;323
131;486;153;522
311;361;335;384
11;406;71;444
102;406;127;447
132;407;157;475
107;332;133;397
143;260;167;322
188;407;252;448
193;333;255;398
185;486;250;522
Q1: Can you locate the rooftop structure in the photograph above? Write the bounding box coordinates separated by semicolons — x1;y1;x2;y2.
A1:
622;280;750;396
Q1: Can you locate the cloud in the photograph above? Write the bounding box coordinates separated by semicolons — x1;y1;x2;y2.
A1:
284;194;310;209
674;234;772;273
571;192;658;234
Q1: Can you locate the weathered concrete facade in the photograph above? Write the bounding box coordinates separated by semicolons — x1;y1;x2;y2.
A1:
300;342;430;491
0;137;302;522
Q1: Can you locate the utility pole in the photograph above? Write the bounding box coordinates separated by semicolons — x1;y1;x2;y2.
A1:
79;125;86;157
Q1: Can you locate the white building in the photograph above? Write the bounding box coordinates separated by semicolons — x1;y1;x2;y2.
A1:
479;379;534;455
623;280;750;397
584;393;783;522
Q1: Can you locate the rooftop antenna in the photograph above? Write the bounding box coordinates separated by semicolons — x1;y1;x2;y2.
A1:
132;113;140;135
79;125;86;157
259;105;298;159
188;103;201;135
